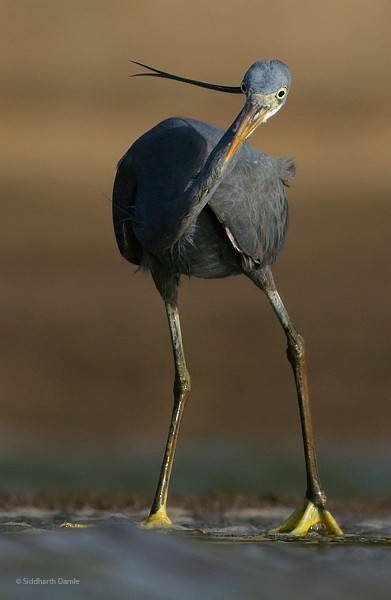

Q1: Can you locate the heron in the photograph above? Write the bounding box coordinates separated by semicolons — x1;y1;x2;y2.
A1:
112;60;342;535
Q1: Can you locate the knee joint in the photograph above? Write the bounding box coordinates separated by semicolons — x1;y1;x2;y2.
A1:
174;369;191;397
287;330;306;361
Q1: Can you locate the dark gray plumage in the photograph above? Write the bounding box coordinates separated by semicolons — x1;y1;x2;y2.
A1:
113;117;294;289
112;60;342;535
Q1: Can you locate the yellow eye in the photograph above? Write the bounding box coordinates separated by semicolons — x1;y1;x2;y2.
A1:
240;81;247;93
275;86;287;100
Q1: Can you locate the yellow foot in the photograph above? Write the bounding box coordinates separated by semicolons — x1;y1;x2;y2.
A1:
269;499;343;536
141;506;174;529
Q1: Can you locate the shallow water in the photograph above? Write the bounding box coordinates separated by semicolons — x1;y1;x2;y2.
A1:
0;518;390;600
0;502;390;600
0;446;389;599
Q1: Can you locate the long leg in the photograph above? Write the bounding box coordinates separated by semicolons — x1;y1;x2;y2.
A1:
145;301;190;527
248;267;342;535
61;299;189;531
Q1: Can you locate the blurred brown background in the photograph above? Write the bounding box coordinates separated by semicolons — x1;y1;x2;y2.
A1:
1;1;390;494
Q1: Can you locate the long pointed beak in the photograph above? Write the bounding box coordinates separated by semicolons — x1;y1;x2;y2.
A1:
225;103;270;162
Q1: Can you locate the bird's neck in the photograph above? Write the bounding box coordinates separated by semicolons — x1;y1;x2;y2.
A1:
169;107;247;247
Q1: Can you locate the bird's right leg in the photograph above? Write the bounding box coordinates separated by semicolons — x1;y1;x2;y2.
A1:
145;300;191;528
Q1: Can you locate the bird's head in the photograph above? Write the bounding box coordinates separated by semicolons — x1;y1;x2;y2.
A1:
131;59;291;162
225;60;291;161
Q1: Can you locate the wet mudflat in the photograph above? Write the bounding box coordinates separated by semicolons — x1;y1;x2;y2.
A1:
0;495;390;600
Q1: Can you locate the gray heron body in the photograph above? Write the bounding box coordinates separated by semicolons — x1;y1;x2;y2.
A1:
112;60;342;535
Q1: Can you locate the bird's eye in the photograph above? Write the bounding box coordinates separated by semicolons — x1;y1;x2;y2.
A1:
276;87;287;100
240;81;247;94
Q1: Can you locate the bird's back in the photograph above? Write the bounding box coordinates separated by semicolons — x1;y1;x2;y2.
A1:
112;117;295;276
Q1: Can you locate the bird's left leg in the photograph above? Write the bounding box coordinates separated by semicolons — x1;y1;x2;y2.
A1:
249;266;342;535
144;300;191;528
